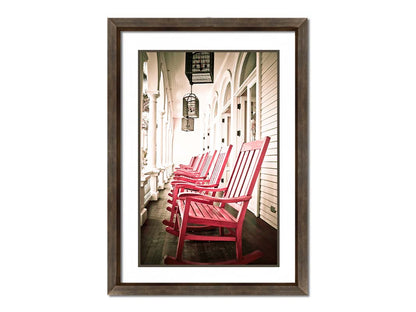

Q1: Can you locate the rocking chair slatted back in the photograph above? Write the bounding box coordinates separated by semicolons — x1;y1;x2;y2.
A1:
189;156;197;167
200;151;216;177
223;137;271;210
208;145;233;185
194;152;208;173
189;154;202;171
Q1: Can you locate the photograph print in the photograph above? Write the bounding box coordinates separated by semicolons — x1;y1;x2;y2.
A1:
139;51;279;266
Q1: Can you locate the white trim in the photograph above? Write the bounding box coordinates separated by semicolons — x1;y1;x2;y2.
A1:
222;100;231;114
235;69;257;97
218;69;233;107
255;52;262;141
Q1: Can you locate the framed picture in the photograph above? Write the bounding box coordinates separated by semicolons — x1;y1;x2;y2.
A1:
108;18;308;295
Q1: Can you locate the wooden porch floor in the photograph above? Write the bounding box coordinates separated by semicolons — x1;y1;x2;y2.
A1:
140;182;279;266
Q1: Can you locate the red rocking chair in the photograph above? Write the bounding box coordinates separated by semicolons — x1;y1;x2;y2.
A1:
174;152;208;176
174;150;216;180
163;145;232;228
164;137;270;265
178;155;197;170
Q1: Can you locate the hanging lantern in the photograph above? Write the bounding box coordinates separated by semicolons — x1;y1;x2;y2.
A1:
185;52;214;84
182;85;199;118
181;117;194;132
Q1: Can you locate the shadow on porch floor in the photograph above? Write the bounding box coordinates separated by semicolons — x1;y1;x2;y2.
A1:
140;183;279;266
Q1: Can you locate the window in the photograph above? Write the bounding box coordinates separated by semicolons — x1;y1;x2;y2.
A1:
214;100;218;117
239;52;256;86
224;82;231;105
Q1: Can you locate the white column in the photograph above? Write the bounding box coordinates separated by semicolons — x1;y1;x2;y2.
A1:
168;122;173;173
171;121;175;167
147;91;160;200
164;119;169;179
139;54;147;226
158;111;165;167
157;110;165;189
256;52;262;140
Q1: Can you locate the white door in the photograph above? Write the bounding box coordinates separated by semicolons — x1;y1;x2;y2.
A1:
236;85;259;215
247;83;259;215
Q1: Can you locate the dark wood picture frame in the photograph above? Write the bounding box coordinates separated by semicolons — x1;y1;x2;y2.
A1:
108;18;309;295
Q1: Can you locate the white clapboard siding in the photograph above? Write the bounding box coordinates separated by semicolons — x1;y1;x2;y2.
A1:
259;203;278;226
262;161;277;169
262;62;278;86
261;120;277;133
264;155;278;163
262;85;278;105
262;115;277;129
262;104;278;120
260;196;276;209
259;52;278;229
265;148;277;156
262;52;277;73
260;179;277;191
261;173;278;183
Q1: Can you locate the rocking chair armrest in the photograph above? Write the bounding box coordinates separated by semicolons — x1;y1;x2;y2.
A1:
175;167;193;172
179;173;208;179
179;164;193;169
175;176;208;182
171;176;208;185
174;171;201;178
171;177;197;184
197;183;219;188
179;193;252;204
175;183;227;193
174;169;197;175
189;176;208;180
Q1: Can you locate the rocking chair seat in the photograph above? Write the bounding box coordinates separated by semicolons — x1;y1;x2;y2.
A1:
177;198;237;228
